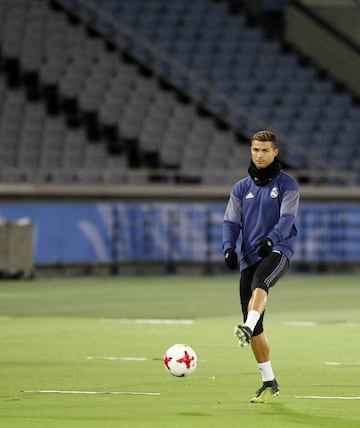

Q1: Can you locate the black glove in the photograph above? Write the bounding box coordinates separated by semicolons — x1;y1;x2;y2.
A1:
224;248;238;270
258;238;273;258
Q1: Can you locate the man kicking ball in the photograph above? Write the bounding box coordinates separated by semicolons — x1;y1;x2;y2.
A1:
222;130;300;403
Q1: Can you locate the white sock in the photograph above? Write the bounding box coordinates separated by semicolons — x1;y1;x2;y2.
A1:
244;309;260;332
258;361;275;382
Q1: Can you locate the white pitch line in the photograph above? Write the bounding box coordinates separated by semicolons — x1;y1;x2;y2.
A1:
324;361;360;366
100;318;194;325
286;321;359;327
87;356;150;361
285;321;317;326
295;396;360;400
22;390;160;396
133;319;194;325
86;356;205;363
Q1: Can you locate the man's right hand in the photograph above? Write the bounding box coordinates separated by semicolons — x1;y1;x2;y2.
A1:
224;248;238;270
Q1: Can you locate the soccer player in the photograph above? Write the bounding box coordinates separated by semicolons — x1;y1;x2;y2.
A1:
222;130;299;403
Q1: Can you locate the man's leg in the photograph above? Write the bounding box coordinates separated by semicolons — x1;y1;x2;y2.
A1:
248;287;267;321
242;252;289;338
235;253;288;402
235;286;268;347
250;330;269;363
235;265;256;347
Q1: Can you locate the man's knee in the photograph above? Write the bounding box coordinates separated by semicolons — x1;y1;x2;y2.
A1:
251;282;269;293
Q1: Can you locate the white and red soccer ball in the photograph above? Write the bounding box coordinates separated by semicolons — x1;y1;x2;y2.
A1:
163;344;197;377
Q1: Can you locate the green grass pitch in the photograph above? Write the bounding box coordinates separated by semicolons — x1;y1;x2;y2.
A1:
0;274;359;427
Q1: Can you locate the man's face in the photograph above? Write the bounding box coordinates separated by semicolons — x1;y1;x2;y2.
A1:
251;140;279;169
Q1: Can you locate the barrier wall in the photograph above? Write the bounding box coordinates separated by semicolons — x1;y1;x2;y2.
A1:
0;202;359;265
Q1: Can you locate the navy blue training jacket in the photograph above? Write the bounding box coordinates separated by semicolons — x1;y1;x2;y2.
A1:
222;171;300;271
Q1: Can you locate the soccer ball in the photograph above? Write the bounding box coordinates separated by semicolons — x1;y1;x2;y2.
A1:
163;344;197;377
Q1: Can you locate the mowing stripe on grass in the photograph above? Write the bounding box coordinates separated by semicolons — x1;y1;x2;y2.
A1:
295;396;360;400
22;390;160;396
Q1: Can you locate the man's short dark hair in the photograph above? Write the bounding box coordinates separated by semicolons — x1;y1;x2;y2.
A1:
252;130;277;148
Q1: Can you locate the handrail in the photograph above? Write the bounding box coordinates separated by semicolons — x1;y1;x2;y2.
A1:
292;0;360;54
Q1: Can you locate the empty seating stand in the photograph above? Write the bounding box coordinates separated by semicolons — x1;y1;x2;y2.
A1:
58;0;359;184
0;0;358;186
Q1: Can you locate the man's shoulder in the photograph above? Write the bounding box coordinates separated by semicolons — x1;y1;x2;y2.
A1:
278;170;299;188
236;174;252;185
232;176;252;192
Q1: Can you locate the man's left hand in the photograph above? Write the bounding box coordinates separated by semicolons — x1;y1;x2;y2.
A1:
258;238;273;258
